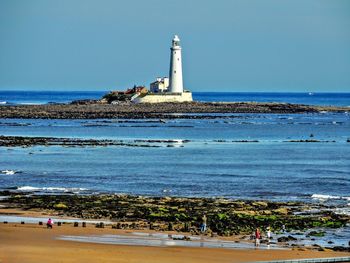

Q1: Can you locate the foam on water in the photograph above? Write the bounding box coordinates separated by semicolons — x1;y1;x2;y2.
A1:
0;170;19;175
16;186;89;193
311;194;350;201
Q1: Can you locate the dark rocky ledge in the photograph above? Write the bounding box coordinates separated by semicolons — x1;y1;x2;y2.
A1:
0;102;347;119
2;136;348;147
0;192;348;238
0;135;190;148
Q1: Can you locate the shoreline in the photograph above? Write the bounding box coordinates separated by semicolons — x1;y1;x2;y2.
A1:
1;192;349;252
1;223;349;263
0;101;348;119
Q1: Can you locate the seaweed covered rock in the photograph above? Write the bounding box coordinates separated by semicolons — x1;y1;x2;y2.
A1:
277;236;298;242
0;192;348;236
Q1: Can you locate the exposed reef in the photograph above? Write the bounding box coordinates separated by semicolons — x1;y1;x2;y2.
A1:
0;192;348;238
0;102;347;119
0;135;189;148
1;136;348;148
3;135;348;148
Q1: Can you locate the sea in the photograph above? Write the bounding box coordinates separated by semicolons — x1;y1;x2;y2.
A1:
0;91;350;106
0;91;349;214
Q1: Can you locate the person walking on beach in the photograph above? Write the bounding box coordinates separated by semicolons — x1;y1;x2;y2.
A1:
255;228;261;247
282;224;286;233
47;218;53;229
200;214;207;233
266;226;272;244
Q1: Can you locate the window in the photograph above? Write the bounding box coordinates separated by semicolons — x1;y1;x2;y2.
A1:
174;70;176;74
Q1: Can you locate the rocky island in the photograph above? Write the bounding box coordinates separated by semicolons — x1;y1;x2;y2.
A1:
0;101;348;119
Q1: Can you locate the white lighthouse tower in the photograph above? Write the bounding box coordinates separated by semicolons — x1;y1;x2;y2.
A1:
168;35;183;93
133;35;192;103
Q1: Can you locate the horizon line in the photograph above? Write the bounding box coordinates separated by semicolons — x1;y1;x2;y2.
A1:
0;89;350;94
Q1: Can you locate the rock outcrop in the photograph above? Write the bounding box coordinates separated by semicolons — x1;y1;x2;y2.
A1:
0;102;347;119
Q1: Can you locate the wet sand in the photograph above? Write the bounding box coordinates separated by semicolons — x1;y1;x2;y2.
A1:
1;223;349;263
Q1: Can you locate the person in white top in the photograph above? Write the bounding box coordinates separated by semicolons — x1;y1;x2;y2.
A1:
266;226;271;244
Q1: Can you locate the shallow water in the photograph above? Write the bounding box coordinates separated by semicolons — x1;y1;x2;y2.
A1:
58;232;283;250
275;228;350;248
0;215;111;224
57;229;350;249
0;113;349;210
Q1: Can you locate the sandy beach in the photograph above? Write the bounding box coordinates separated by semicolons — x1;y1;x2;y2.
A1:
1;222;349;263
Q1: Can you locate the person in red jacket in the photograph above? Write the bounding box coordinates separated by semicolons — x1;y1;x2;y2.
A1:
255;227;261;247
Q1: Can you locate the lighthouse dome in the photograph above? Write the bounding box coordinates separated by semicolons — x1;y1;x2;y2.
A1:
172;35;181;47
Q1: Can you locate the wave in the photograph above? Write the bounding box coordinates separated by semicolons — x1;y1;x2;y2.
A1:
1;170;20;175
311;194;350;201
16;186;89;193
17;102;45;105
0;122;31;126
335;207;350;216
0;101;7;104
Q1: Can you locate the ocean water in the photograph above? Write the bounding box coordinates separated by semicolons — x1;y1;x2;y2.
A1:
0;91;350;106
0;90;106;105
0;91;349;214
0;109;349;212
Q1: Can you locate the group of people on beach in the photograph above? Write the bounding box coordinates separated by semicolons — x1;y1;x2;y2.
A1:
255;226;274;247
200;214;274;247
253;227;270;247
45;214;275;247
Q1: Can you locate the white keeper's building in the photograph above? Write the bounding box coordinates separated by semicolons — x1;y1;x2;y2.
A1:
150;77;169;93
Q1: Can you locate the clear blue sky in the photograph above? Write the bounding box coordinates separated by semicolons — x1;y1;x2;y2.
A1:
0;0;349;92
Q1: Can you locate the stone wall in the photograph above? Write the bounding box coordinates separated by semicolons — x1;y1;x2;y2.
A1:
133;92;193;103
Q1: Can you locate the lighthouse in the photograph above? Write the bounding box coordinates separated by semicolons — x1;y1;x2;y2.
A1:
168;35;183;93
134;35;192;103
